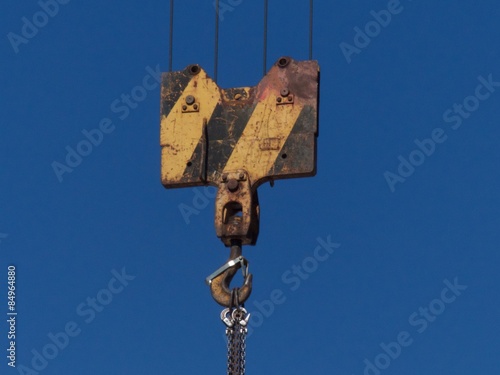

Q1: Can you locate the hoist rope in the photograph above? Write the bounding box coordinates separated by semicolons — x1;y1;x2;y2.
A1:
170;0;313;74
309;0;314;59
168;0;174;71
214;0;220;82
262;0;313;74
263;0;268;76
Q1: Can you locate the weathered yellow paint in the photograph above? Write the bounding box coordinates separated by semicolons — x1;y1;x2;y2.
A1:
160;70;220;182
223;90;302;185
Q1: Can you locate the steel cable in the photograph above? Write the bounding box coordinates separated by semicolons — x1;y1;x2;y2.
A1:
169;0;174;71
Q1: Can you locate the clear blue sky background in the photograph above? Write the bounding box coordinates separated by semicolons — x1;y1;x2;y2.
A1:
1;1;500;374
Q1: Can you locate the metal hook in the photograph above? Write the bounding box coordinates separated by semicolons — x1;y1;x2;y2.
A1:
206;241;253;307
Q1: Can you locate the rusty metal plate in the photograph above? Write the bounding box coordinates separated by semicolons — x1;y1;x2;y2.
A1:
160;57;320;190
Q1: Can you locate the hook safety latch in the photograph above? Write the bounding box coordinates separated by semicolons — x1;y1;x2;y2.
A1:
205;256;249;286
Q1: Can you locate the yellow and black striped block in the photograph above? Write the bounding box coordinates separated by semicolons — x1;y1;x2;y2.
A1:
160;57;319;189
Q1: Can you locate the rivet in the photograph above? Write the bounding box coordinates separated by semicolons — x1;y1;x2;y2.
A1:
277;97;282;103
186;95;195;105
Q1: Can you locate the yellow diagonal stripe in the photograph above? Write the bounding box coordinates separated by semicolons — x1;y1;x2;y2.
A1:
223;92;302;185
161;70;220;182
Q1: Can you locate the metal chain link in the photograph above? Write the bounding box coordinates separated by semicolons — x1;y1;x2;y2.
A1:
239;324;247;374
222;307;250;375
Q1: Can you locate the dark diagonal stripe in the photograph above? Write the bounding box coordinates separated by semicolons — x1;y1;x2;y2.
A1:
270;105;317;177
206;101;259;179
160;70;192;116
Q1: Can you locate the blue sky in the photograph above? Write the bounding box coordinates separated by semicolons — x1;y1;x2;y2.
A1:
1;0;500;374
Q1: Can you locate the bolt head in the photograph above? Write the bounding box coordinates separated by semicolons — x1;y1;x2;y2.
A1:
222;173;228;182
281;88;290;97
276;97;282;103
193;104;199;110
238;172;245;180
227;179;239;192
185;95;195;105
182;105;187;110
288;95;293;102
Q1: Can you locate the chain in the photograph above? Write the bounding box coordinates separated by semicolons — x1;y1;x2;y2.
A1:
226;324;246;374
222;307;250;375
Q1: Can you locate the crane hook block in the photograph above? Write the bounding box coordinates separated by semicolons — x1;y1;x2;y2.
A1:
159;57;320;191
